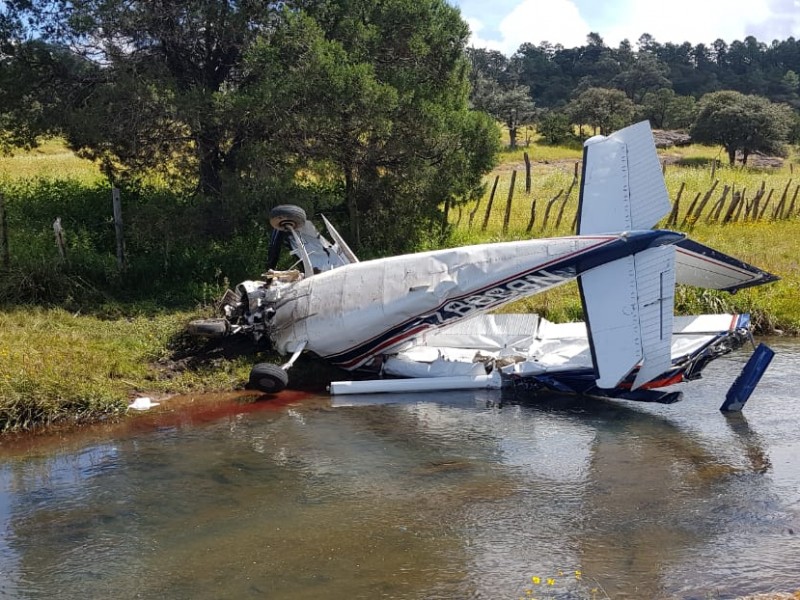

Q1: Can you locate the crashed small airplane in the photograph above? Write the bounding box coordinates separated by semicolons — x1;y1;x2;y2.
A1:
189;122;778;411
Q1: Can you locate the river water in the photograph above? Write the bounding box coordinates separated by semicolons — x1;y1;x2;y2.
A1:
1;339;799;599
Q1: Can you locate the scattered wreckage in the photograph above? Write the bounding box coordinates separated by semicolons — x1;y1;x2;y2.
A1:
189;122;777;411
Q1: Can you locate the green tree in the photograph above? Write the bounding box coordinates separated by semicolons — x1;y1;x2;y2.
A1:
537;110;574;145
611;52;671;103
639;88;695;129
510;42;570;107
4;0;279;193
568;87;635;135
691;90;793;165
242;2;499;251
471;76;537;149
5;0;498;251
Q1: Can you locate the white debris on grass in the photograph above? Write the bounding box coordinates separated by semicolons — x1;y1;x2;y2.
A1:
128;397;160;411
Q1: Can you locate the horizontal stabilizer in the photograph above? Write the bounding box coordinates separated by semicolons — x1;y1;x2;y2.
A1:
676;239;779;292
580;246;675;389
578;121;670;235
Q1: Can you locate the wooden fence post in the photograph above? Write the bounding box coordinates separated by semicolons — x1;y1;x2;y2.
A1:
570;162;582;232
526;199;537;233
0;192;9;270
706;184;730;223
772;180;792;220
667;182;685;227
53;217;67;260
502;171;517;234
523;152;532;193
554;172;579;230
745;183;766;220
541;190;563;230
758;189;774;220
688;179;719;225
467;196;482;230
722;189;742;224
481;175;499;231
681;193;701;228
112;186;126;270
788;185;800;217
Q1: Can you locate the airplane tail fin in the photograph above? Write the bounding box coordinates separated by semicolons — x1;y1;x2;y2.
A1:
576;121;778;390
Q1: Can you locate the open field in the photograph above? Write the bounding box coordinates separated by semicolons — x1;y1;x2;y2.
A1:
0;138;102;184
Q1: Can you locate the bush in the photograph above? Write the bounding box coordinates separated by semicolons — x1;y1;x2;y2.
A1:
538;112;576;145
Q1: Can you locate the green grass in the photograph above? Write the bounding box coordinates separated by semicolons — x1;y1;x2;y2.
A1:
0;306;266;432
0;138;103;184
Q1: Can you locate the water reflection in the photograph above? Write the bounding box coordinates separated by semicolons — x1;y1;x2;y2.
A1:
1;344;799;599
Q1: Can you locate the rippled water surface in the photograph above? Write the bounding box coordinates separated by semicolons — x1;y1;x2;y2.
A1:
1;340;800;599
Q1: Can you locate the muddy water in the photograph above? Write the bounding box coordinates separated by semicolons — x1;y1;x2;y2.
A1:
1;340;800;599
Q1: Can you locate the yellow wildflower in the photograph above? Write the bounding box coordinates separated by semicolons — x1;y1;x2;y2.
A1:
547;578;555;586
531;576;540;585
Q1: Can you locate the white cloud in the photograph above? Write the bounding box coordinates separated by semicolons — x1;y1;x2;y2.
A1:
602;0;775;46
466;0;593;55
463;0;797;56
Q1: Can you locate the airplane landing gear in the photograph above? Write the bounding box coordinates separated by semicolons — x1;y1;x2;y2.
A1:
248;363;289;393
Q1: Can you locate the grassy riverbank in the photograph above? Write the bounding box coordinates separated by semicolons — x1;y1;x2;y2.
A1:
0;306;263;432
2;137;800;433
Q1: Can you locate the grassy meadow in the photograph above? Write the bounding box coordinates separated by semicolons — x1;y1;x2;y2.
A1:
0;138;102;184
1;135;800;432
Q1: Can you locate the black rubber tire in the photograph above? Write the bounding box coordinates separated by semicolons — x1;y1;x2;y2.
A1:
187;318;229;337
248;363;289;393
269;205;306;231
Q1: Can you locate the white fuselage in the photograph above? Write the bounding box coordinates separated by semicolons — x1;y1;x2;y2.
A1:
270;234;619;369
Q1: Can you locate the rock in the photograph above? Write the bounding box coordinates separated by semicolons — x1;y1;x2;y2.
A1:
651;129;692;148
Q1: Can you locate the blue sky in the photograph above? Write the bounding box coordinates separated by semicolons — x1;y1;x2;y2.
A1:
449;0;800;55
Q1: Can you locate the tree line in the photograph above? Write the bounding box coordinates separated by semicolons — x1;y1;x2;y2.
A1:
468;33;800;162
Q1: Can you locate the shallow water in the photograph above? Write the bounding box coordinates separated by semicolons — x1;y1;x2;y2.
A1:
1;340;799;599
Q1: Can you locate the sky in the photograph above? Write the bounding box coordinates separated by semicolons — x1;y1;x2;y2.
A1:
450;0;800;55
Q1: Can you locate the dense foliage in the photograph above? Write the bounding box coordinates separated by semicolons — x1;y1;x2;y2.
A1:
1;0;499;254
691;91;794;164
470;33;800;111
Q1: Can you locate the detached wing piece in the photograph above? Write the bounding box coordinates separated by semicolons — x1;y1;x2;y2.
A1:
675;239;779;292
